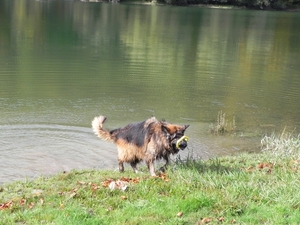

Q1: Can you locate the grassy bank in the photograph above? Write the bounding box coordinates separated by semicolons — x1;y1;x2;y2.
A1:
1;149;300;224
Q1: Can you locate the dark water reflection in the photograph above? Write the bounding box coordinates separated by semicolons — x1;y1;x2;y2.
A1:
1;0;300;183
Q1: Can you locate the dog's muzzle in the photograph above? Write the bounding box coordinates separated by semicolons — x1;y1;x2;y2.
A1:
176;135;189;149
171;135;189;151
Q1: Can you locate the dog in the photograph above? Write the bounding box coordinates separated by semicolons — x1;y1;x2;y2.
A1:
92;115;189;176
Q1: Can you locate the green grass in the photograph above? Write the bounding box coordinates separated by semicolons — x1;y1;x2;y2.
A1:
1;149;300;224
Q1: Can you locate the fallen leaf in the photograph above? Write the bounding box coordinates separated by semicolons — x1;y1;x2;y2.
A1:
177;212;183;217
101;179;114;188
19;198;26;205
91;183;101;191
28;202;35;209
120;195;127;200
245;166;254;172
102;177;140;190
201;217;212;224
71;188;78;193
218;216;225;222
120;177;140;183
69;192;76;198
158;173;169;181
108;180;128;191
257;162;273;170
0;201;13;210
257;162;273;173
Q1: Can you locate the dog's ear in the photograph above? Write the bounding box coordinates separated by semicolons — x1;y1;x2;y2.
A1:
184;124;190;130
161;124;171;134
179;124;189;133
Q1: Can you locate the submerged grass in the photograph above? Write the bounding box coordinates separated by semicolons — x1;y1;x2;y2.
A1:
209;110;236;135
1;148;300;224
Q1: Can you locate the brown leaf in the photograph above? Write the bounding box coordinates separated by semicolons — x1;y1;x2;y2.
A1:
0;201;13;210
19;198;26;205
201;217;212;224
120;177;130;182
158;173;169;181
120;195;127;200
101;179;114;188
28;202;35;209
91;183;101;191
120;177;140;184
257;162;273;170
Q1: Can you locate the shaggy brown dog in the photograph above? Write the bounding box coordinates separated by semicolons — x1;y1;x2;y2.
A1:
92;116;189;176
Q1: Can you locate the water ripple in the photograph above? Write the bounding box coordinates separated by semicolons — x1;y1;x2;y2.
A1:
0;124;117;184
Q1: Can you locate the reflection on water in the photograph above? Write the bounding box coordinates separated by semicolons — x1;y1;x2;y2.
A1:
0;0;300;183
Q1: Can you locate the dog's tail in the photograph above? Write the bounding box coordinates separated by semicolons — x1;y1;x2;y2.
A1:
92;115;114;142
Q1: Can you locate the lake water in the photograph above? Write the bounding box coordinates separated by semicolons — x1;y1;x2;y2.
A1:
1;0;300;184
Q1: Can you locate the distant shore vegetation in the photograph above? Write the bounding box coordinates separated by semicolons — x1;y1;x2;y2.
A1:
162;0;299;10
117;0;300;11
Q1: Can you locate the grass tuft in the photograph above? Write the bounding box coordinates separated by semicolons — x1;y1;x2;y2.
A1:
261;128;300;159
209;110;236;135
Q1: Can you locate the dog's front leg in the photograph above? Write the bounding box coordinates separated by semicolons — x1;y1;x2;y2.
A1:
160;155;170;172
146;160;156;176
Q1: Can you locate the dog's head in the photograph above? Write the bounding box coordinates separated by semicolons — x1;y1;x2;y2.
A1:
162;122;190;153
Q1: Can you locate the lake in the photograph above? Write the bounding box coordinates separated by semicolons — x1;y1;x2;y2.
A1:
1;0;300;184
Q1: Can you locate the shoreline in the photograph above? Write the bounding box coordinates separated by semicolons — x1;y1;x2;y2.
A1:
84;0;300;12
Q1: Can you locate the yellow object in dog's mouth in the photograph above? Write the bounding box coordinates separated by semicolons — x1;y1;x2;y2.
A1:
176;135;189;149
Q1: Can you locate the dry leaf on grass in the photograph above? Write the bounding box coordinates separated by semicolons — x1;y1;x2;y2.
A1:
28;202;35;209
200;217;212;224
177;212;183;217
0;201;13;210
120;195;127;200
102;177;141;191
